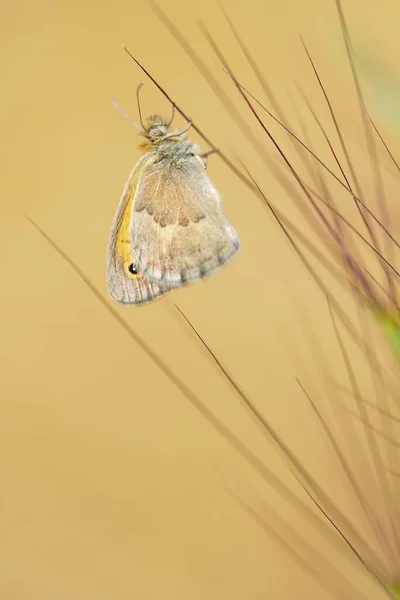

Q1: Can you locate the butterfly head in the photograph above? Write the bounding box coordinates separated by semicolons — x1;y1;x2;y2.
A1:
144;115;170;140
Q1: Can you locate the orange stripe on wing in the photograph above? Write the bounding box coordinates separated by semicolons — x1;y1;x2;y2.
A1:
116;164;144;280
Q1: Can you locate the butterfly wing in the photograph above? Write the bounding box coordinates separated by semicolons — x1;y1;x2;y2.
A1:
130;155;240;285
107;155;175;305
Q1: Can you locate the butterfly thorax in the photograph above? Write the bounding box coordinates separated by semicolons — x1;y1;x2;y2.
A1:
156;137;201;162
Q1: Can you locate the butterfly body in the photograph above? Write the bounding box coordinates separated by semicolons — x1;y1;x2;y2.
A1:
107;110;239;306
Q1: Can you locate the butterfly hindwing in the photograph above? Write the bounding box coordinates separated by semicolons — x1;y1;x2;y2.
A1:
130;155;240;285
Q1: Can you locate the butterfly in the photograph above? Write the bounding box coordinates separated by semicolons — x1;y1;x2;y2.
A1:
107;84;240;305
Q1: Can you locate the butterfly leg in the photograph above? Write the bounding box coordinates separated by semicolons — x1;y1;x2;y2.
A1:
198;148;220;168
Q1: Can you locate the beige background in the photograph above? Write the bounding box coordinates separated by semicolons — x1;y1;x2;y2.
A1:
2;0;400;597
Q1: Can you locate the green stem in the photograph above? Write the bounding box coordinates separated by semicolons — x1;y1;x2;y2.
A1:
389;582;400;599
373;307;400;358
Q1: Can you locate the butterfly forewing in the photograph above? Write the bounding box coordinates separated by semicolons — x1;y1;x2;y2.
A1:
106;156;175;305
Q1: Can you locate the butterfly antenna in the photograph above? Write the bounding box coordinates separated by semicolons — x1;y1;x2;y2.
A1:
162;118;193;140
111;97;142;130
167;102;175;127
136;83;146;130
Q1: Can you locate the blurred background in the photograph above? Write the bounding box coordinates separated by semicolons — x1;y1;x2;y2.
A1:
2;0;400;597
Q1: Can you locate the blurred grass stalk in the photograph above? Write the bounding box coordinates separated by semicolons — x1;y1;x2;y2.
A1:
146;0;400;596
146;0;400;360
